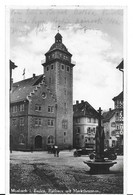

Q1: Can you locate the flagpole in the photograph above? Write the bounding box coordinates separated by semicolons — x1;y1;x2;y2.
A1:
23;68;25;80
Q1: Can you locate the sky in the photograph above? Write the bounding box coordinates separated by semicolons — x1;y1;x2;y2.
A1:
10;7;123;110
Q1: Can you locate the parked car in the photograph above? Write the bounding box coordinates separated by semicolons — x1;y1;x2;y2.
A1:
104;148;117;160
115;146;123;155
73;148;94;157
89;147;117;160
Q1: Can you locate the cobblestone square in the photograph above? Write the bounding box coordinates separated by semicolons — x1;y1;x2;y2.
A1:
10;150;123;194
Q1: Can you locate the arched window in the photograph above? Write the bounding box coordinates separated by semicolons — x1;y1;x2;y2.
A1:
47;135;54;145
19;134;25;144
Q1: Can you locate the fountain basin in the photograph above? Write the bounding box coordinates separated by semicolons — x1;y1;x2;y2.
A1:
84;160;117;173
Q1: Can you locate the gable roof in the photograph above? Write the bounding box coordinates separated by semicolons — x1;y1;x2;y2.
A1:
102;109;115;123
73;101;99;118
112;91;123;101
10;74;44;103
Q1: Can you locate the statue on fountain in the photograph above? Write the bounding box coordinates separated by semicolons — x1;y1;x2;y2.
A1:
95;126;105;162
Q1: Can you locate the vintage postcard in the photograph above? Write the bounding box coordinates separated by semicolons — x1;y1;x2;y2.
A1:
8;6;124;194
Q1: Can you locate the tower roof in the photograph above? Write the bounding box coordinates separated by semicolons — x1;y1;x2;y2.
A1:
45;32;72;56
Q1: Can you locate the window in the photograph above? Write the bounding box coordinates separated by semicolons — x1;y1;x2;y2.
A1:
94;118;97;123
87;118;91;123
64;132;66;136
67;66;70;72
76;127;80;134
13;105;17;113
19;134;25;144
64;89;67;95
106;130;109;137
47;135;54;144
62;120;68;129
38;118;42;126
87;127;91;134
48;106;54;113
91;118;94;123
48;119;54;127
19;104;24;112
93;127;95;133
51;64;53;70
111;122;116;127
35;104;41;111
61;64;64;70
59;53;62;58
20;117;24;126
116;112;119;116
12;118;17;126
76;118;80;123
85;138;88;143
47;66;49;71
35;118;42;126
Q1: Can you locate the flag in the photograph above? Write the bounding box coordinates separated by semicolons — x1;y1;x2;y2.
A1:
23;68;25;76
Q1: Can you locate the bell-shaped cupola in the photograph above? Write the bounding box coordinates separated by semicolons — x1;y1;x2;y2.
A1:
55;33;62;43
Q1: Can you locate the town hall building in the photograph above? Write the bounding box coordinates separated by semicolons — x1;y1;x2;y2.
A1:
10;32;75;150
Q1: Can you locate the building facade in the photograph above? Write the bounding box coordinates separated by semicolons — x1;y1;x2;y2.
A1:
112;92;123;146
102;109;117;148
10;32;75;150
73;100;99;149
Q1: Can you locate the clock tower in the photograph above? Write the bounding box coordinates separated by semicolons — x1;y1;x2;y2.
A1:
42;32;75;148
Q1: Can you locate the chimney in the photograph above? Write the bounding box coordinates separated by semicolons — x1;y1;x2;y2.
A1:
109;108;112;111
81;100;84;103
33;73;36;78
76;100;79;104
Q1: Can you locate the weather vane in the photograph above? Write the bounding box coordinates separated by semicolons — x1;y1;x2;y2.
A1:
58;25;60;33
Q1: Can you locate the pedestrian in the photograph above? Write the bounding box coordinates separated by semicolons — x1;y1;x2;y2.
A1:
57;147;60;157
53;145;56;156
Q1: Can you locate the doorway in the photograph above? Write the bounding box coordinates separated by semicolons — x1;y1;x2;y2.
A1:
35;135;42;149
